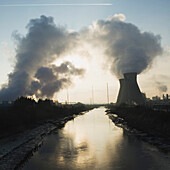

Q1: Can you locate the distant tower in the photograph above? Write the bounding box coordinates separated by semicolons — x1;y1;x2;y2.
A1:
166;94;169;100
92;86;94;104
107;82;110;104
117;72;145;105
67;89;69;104
90;98;92;104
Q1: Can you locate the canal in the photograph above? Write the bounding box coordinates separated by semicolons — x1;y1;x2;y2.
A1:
22;107;170;170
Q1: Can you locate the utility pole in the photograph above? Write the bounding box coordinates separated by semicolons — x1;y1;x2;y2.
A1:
90;98;92;105
67;89;69;104
92;85;94;104
107;82;109;104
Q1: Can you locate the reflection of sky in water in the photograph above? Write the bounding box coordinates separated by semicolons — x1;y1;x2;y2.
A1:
58;108;123;169
23;108;170;170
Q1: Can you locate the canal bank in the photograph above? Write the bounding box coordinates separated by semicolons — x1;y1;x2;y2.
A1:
106;106;170;153
0;108;93;170
22;107;170;170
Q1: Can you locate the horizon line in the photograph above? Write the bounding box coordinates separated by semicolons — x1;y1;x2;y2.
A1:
0;3;112;7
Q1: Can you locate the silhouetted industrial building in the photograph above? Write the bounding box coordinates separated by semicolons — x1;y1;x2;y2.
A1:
117;72;145;105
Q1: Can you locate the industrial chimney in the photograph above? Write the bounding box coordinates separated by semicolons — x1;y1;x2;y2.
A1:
116;72;145;105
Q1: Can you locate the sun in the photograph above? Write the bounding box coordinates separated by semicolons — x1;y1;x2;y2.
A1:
53;54;89;68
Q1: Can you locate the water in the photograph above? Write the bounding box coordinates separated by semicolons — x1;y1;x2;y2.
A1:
22;107;170;170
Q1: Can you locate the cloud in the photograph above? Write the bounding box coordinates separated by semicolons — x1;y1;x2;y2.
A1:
156;81;168;93
151;75;169;93
107;13;126;22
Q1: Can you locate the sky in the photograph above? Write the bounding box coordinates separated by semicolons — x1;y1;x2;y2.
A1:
0;0;170;103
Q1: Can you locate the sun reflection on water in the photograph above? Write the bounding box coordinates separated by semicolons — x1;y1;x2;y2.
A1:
58;107;123;169
22;108;170;170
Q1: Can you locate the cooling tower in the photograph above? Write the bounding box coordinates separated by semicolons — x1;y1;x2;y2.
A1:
116;72;145;105
117;79;125;104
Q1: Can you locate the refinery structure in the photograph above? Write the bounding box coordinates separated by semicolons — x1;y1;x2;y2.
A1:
116;72;145;105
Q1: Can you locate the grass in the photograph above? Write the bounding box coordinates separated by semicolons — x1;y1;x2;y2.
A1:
107;105;170;138
0;97;98;134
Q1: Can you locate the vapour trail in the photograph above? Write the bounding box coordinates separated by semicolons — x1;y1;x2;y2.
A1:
0;3;112;7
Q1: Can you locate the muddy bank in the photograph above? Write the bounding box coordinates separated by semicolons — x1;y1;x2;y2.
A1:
0;110;91;170
106;106;170;153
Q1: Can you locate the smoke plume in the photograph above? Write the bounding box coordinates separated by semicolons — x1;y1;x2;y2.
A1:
0;15;84;100
82;14;163;77
0;14;164;100
156;82;168;93
52;61;85;76
30;62;85;98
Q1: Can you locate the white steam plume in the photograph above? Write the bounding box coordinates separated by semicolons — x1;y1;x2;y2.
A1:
0;15;84;100
81;14;162;78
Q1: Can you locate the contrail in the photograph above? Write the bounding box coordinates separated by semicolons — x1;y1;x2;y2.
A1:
0;3;112;7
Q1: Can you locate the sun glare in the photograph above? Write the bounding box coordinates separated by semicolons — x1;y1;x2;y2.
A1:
53;54;88;68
